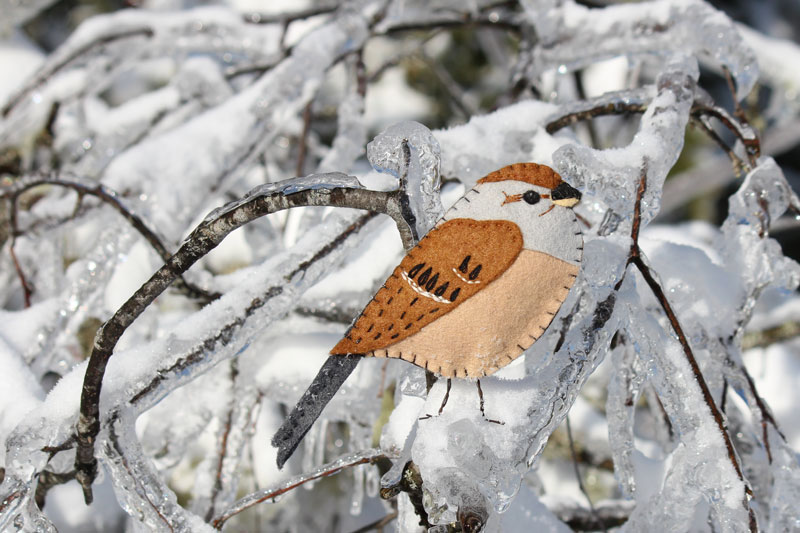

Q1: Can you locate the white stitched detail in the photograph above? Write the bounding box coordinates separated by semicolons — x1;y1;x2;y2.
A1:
401;271;452;303
452;268;481;284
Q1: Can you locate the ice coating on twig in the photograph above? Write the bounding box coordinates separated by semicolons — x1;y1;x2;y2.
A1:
553;56;697;226
202;173;364;223
523;0;758;100
367;120;444;238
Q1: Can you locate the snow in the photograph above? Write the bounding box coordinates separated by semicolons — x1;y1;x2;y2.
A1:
1;0;799;531
0;30;44;108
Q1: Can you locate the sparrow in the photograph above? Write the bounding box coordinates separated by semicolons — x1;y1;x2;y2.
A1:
273;162;583;467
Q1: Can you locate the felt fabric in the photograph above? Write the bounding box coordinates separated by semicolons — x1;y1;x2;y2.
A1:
331;218;523;356
373;250;579;377
444;181;583;266
330;162;584;378
477;162;563;190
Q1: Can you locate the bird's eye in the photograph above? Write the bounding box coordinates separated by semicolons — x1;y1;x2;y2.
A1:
523;190;540;205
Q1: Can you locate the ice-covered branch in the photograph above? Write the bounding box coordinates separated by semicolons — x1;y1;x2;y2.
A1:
1;173;216;301
211;448;385;529
74;172;424;502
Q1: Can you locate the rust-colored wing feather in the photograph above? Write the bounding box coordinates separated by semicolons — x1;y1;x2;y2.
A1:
331;219;523;355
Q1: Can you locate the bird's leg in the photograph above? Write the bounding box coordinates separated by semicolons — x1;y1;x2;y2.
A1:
438;378;452;415
476;380;504;425
419;378;452;420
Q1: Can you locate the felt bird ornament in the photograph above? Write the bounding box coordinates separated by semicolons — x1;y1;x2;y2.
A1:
273;162;583;467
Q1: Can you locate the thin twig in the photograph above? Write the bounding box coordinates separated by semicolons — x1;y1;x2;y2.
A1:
34;470;77;510
565;415;602;530
348;511;399;533
8;235;32;308
296;102;314;177
1;28;154;119
620;164;755;528
2;174;218;301
211;450;384;529
551;499;634;531
107;410;175;531
205;360;239;522
722;65;749;123
545;88;762;171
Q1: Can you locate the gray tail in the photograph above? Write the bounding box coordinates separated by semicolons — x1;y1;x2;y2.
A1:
272;354;361;469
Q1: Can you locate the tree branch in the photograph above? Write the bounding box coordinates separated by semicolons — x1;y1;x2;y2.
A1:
74;173;418;503
619;164;755;527
1;173;218;301
211;449;384;529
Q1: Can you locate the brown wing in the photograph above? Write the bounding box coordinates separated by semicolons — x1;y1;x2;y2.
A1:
331;219;523;355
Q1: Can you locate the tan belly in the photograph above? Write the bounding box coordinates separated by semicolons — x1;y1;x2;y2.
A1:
369;250;579;377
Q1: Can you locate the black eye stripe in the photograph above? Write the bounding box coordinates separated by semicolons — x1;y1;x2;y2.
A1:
523;190;540;205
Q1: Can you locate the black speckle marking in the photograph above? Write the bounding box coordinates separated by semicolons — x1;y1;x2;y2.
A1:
367;324;374;333
373;333;382;340
434;281;449;296
400;311;406;319
424;361;429;370
391;333;400;339
545;310;555;316
568;273;578;278
471;188;480;194
516;344;525;351
397;287;402;294
528;334;537;340
507;354;515;361
459;256;470;273
388;323;394;331
405;323;413;330
574;231;582;235
450;287;461;302
378;309;384;317
410;297;418;306
469;264;482;280
463;197;471;203
387;296;394;305
430;308;440;314
356;338;362;344
412;355;417;364
409;263;425;278
418;267;433;285
417;314;425;321
425;273;439;291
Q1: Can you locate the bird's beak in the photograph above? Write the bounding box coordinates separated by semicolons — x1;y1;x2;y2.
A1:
501;192;522;205
551;182;582;208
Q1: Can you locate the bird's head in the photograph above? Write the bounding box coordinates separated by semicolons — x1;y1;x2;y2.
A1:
476;162;581;208
470;163;581;236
